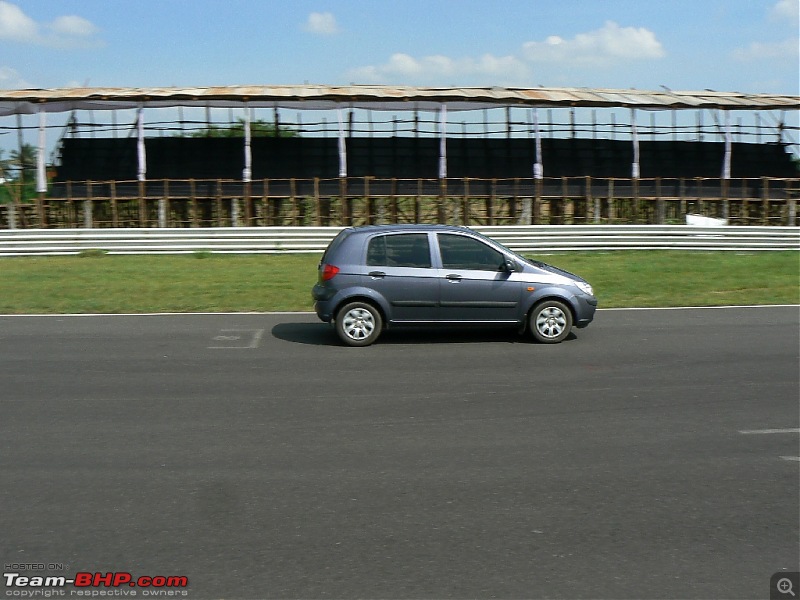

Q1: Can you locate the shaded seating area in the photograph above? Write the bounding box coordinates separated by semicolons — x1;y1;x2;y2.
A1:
55;136;798;182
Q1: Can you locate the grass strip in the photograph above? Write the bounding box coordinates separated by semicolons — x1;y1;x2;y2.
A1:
0;251;797;314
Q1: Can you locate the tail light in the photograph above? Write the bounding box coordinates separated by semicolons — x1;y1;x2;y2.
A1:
321;264;340;281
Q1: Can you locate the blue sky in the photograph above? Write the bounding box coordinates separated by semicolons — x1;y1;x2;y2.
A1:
0;0;798;94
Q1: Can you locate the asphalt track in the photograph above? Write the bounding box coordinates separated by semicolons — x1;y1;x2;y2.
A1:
1;306;798;600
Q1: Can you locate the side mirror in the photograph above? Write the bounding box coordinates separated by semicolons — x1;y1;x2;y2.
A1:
502;259;518;272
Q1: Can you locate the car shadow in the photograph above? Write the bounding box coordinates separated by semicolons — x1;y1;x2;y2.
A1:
271;322;577;346
271;322;338;346
378;328;578;345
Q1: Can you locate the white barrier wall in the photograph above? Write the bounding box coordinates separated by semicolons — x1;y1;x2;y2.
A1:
0;226;797;256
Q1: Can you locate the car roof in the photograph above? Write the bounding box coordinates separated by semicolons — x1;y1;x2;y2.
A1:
345;224;472;235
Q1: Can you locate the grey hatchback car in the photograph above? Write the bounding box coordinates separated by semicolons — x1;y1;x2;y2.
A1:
312;224;597;346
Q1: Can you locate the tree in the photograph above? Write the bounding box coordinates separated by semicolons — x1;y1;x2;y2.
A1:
0;149;10;203
187;118;298;138
10;144;37;183
0;148;10;177
0;144;38;204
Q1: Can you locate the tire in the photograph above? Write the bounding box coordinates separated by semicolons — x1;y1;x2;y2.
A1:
335;301;383;347
529;300;573;344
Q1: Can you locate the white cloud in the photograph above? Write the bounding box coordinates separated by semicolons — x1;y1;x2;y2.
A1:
770;0;799;21
522;21;665;67
733;2;798;65
49;15;98;38
0;1;37;42
733;38;799;61
0;1;100;47
0;65;30;89
348;21;664;84
348;52;529;84
303;12;340;35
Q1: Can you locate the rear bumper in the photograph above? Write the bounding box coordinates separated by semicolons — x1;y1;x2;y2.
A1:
312;284;335;322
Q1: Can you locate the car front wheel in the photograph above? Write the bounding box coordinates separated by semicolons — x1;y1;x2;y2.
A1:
530;300;573;343
335;301;383;346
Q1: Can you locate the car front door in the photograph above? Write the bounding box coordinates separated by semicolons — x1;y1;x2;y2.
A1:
364;232;439;322
435;233;522;322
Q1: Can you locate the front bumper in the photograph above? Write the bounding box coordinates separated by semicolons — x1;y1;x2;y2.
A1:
574;295;598;328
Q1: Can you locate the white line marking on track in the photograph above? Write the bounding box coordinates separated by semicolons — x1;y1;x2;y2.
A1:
0;311;315;317
780;457;800;462
208;328;264;349
739;428;800;435
599;304;800;312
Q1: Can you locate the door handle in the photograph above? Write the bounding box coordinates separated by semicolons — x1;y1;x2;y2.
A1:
445;274;462;281
368;271;386;278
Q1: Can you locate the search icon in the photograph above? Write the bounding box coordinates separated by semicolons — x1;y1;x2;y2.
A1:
778;578;796;597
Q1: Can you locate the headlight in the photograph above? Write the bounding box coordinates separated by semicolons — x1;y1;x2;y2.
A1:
574;281;594;296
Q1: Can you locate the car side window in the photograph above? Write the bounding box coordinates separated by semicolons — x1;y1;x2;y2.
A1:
367;233;432;268
438;234;505;271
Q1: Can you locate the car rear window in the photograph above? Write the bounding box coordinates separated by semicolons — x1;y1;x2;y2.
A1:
321;229;351;263
367;233;431;268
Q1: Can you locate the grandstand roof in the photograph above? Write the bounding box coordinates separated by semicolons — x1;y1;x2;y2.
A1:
1;84;798;115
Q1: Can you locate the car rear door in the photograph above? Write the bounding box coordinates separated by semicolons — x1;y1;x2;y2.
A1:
363;232;439;322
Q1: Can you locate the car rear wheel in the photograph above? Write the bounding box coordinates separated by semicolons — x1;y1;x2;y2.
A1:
335;301;383;346
530;300;572;343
